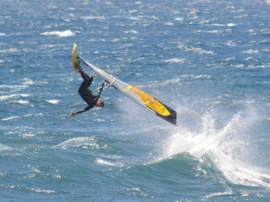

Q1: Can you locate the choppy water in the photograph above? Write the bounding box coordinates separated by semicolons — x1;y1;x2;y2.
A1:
1;0;270;201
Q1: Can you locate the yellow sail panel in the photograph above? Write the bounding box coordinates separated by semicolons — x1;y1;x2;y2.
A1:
128;85;171;116
71;43;80;71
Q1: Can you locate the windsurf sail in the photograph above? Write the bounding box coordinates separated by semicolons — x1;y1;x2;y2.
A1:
71;43;177;125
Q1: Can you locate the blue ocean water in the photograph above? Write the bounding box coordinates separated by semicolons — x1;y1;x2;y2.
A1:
1;0;270;201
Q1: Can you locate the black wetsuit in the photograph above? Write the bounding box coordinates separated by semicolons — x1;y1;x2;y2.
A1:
76;71;103;115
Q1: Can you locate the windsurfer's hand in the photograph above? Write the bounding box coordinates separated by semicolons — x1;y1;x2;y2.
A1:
70;112;77;117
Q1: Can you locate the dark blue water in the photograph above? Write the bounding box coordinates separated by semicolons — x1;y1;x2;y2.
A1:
1;0;270;201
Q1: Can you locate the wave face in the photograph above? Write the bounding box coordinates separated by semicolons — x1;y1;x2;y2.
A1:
1;0;270;201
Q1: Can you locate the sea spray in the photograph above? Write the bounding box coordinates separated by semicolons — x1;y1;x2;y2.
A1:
161;107;270;188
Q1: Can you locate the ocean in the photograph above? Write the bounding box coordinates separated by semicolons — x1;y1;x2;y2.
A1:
1;0;270;201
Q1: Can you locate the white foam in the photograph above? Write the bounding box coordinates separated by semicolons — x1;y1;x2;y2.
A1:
0;78;33;92
46;99;61;105
156;78;182;87
155;74;211;87
0;172;6;177
164;22;174;26
0;33;6;36
20;133;35;139
112;38;120;42
126;187;148;197
13;100;30;105
0;95;14;101
242;49;259;54
22;78;34;87
226;40;237;47
197;30;222;34
212;23;226;27
81;16;106;21
54;137;104;150
177;42;215;55
194;75;212;80
0;143;13;152
128;10;137;14
175;17;184;22
41;30;74;38
234;64;245;69
227;23;236;27
0;48;19;53
127;16;140;21
2;116;20;121
160;109;270;188
124;30;138;34
96;158;124;167
206;191;233;199
164;58;185;64
0;93;30;101
0;184;16;190
95;118;106;122
27;187;55;194
2;113;36;121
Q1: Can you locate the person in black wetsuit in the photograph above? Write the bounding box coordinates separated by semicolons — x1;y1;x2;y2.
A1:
70;67;105;117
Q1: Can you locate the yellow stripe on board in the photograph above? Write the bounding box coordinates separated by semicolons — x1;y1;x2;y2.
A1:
128;85;171;116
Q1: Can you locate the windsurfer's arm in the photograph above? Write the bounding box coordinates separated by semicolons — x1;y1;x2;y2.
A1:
96;82;105;98
70;105;92;117
78;68;93;82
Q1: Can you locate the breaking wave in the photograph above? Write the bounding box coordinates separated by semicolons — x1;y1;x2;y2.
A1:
158;108;270;188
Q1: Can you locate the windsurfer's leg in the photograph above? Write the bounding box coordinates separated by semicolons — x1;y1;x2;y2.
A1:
79;71;94;90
